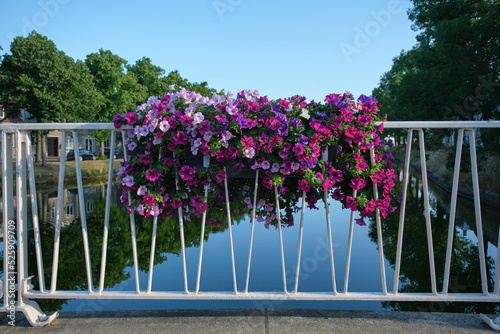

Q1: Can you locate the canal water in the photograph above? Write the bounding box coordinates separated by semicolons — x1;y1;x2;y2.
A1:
1;166;499;314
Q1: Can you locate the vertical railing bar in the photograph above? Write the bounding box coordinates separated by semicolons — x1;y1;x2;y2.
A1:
146;216;158;293
15;131;28;305
293;190;306;294
72;131;94;293
245;170;259;293
322;151;337;295
129;206;141;293
343;190;357;293
496;223;500;293
469;129;488;294
370;147;388;295
274;185;288;294
50;131;67;293
418;129;438;295
497;224;500;295
122;130;141;293
98;131;116;293
25;132;46;292
393;129;413;294
224;167;238;294
195;156;210;294
443;129;464;294
176;177;189;294
2;131;12;305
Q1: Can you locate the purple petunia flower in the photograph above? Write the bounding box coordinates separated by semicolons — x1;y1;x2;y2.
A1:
122;175;134;187
137;185;147;196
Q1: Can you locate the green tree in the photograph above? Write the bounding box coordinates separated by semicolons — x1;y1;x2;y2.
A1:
127;56;169;97
85;49;146;156
0;31;101;165
373;0;500;146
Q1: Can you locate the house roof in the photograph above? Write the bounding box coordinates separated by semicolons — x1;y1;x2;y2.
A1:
0;117;25;123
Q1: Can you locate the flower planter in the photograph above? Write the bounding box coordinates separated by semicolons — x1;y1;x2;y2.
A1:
114;88;398;222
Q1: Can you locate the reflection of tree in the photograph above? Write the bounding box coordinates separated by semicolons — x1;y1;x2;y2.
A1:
369;181;499;313
27;197;229;311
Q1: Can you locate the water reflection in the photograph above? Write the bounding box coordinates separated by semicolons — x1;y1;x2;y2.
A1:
369;166;500;313
26;184;232;311
1;169;499;313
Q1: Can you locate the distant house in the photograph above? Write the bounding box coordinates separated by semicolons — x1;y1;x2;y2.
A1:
0;102;121;161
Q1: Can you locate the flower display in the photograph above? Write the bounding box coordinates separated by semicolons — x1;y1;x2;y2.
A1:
113;86;398;228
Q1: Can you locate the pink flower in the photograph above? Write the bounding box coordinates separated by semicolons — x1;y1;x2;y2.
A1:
356;159;368;171
346;196;357;211
170;198;183;209
146;168;161;182
150;206;161;217
143;193;156;206
244;147;255;159
292;144;305;157
127;142;137;151
125;112;138;125
298;179;310;193
349;177;367;190
137;185;147;196
139;154;151;164
355;218;366;226
262;177;273;190
328;168;343;184
159;119;170;132
122;175;134;187
306;196;319;210
179;165;196;181
224;146;238;161
215;169;226;183
331;189;345;201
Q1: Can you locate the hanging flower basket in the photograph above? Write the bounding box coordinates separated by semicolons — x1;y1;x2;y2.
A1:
113;87;398;227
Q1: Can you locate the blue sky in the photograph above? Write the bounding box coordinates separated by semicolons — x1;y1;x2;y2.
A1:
0;0;417;102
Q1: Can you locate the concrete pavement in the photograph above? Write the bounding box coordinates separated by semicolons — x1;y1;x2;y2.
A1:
0;309;497;333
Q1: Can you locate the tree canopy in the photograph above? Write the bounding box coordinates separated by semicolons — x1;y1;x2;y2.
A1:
0;31;221;125
373;0;500;123
0;31;100;122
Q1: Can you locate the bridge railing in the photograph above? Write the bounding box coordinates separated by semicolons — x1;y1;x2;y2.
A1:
1;121;500;328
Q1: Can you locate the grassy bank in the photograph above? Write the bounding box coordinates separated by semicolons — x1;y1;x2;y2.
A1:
1;159;122;189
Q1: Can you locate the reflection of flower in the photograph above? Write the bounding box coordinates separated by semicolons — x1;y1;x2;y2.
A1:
113;86;398;226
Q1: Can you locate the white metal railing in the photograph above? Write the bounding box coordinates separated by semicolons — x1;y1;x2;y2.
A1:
1;121;500;328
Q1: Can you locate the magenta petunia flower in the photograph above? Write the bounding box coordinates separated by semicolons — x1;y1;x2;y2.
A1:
125;112;139;125
298;179;310;193
355;218;366;226
113;114;124;128
331;189;345;201
139;154;151;164
346;196;357;211
170;198;183;209
146;168;161;182
143;193;156;206
179;165;196;181
349;177;367;190
215;169;226;183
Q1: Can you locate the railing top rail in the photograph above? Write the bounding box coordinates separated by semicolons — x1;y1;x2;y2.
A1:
0;123;131;131
381;120;500;129
0;120;500;131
